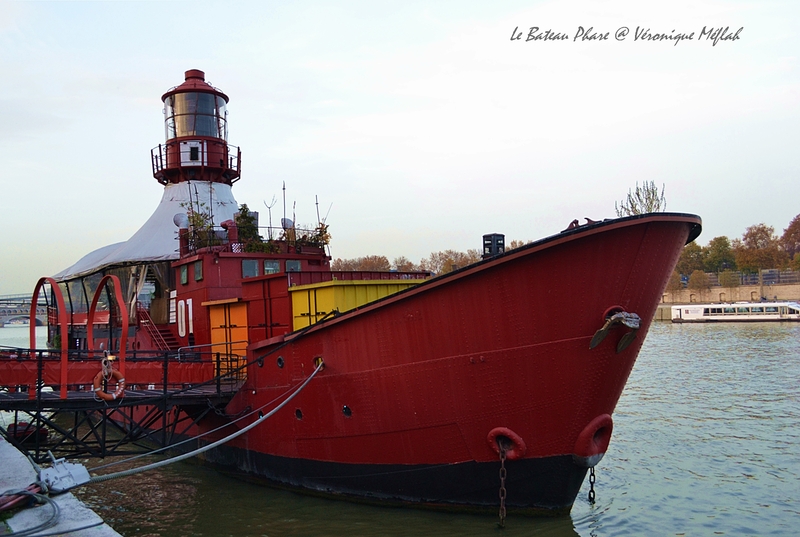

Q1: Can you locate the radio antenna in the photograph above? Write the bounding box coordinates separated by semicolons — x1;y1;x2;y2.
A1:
263;196;276;240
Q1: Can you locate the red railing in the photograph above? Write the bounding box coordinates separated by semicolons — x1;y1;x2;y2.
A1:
151;141;241;184
0;348;242;401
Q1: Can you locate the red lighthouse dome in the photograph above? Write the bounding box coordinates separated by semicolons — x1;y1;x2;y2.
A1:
151;69;241;185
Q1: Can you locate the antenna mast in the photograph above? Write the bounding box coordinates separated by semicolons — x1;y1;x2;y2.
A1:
264;196;276;240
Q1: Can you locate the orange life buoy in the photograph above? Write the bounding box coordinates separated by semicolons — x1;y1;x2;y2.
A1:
93;369;126;401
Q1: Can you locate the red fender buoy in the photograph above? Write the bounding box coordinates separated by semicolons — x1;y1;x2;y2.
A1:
487;427;527;460
93;369;126;401
572;414;613;468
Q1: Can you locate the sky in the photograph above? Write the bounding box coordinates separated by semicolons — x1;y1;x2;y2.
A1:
1;0;798;295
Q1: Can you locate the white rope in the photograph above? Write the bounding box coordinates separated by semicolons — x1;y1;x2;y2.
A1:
58;361;323;493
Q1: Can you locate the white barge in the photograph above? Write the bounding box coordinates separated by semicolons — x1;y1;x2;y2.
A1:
671;302;800;323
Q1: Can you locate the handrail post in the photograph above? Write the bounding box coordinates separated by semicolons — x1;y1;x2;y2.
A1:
162;351;169;395
35;350;44;460
162;351;169;447
37;350;43;402
216;352;221;396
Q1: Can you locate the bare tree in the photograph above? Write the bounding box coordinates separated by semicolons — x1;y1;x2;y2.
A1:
615;181;666;216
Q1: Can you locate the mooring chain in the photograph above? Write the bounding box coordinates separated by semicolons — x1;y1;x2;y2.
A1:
498;443;508;528
588;466;596;504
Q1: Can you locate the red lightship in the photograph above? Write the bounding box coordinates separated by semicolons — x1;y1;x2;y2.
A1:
5;70;701;516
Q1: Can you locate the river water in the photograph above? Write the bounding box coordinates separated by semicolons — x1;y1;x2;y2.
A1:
1;323;798;536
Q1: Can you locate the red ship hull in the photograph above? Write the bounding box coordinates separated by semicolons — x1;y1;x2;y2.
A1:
168;213;700;514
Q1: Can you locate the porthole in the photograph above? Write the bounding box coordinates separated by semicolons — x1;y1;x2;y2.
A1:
277;356;284;368
295;409;303;420
342;405;352;417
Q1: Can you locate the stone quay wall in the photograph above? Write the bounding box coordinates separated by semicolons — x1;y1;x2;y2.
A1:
661;283;800;305
654;283;800;321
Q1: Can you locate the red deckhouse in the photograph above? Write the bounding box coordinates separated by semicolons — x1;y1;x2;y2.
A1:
2;69;702;518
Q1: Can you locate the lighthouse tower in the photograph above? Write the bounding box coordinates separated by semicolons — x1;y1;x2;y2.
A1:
55;70;243;281
152;69;241;185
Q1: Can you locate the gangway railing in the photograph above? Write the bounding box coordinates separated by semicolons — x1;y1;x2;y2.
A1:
0;346;246;404
0;345;249;462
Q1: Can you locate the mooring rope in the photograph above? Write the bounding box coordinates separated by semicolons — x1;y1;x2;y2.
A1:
53;360;323;493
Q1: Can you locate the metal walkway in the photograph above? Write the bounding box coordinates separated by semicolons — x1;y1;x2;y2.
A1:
0;383;239;412
0;386;241;464
0;347;244;463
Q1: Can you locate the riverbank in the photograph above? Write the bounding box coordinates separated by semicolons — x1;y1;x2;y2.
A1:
0;437;120;536
661;282;800;304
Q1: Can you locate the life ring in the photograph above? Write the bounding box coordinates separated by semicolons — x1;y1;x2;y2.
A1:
487;427;527;460
93;369;126;401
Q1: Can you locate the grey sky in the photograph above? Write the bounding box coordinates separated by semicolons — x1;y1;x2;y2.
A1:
1;0;797;294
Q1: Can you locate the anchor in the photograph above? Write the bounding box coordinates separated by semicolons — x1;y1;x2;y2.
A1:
589;310;641;353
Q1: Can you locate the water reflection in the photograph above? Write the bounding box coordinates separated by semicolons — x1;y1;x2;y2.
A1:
77;459;583;537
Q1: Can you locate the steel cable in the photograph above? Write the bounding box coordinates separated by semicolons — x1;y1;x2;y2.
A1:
55;360;323;493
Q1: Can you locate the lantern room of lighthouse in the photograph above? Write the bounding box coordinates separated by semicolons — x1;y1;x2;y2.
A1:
151;69;241;185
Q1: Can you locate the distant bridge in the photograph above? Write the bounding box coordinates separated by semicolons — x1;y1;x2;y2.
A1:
0;294;48;326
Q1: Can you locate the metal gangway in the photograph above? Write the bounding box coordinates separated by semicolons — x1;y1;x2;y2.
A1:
0;346;245;463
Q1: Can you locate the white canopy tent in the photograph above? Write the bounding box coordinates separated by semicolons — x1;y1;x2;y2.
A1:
54;181;240;281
